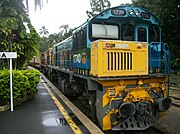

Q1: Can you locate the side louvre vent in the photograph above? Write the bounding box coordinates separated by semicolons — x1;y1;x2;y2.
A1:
107;52;132;71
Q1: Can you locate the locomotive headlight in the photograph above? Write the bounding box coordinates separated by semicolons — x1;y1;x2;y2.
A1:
135;9;140;16
137;43;142;49
105;43;115;49
108;88;116;97
105;43;111;48
129;9;134;15
161;84;166;91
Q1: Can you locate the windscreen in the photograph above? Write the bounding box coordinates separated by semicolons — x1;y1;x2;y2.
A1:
92;23;119;39
121;24;134;41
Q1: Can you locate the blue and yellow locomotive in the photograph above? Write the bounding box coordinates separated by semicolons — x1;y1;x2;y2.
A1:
41;6;172;131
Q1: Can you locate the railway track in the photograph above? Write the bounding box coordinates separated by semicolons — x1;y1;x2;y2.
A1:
169;86;180;108
170;96;180;107
104;126;164;134
170;86;180;92
172;103;180;107
169;95;180;100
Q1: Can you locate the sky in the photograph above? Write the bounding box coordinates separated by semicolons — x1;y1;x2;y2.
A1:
28;0;132;34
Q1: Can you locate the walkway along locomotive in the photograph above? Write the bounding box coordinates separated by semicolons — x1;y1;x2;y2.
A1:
41;6;172;131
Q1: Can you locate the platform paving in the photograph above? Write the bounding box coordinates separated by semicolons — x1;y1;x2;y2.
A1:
154;104;180;134
0;81;77;134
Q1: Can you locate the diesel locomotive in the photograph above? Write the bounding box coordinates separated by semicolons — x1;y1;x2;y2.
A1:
41;6;172;131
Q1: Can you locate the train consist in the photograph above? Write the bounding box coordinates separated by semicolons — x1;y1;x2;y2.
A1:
41;6;172;131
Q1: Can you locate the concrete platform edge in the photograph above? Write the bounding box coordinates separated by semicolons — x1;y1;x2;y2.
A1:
0;105;10;112
0;95;34;112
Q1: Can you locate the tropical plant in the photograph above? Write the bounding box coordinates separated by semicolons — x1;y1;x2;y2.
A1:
24;0;48;11
39;26;49;51
39;36;49;52
0;0;40;69
38;25;74;52
39;26;49;37
47;33;61;46
60;28;74;40
0;0;27;18
86;0;111;18
59;24;70;35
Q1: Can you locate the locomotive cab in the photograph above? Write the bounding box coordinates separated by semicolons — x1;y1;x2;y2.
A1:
88;7;169;76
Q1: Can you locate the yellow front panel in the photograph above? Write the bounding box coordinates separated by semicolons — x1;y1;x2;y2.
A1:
90;40;148;77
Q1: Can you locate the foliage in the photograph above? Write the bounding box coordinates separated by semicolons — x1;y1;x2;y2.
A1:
0;0;27;18
39;26;49;37
47;33;62;45
39;36;49;52
0;0;40;69
131;0;180;70
39;26;49;52
17;22;40;67
23;70;40;95
24;0;48;11
39;26;73;52
61;28;73;40
0;69;40;106
86;0;111;18
0;17;18;51
59;24;70;35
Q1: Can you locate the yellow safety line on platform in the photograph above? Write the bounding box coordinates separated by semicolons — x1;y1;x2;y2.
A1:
42;80;83;134
40;75;104;134
41;77;104;134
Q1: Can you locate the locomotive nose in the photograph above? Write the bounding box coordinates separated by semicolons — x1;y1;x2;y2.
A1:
154;97;172;112
119;102;136;118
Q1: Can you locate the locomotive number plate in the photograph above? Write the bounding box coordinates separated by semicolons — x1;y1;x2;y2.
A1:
115;44;129;48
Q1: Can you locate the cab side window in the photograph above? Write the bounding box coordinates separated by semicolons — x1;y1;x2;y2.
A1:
138;28;147;42
73;29;86;50
149;26;160;43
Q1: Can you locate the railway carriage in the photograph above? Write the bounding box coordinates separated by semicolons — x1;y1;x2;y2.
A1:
41;6;172;131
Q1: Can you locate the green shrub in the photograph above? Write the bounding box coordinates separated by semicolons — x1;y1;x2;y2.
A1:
22;70;40;95
0;69;10;106
0;69;40;106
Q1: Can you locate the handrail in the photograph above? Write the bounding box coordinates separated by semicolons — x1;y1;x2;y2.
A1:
149;42;171;75
149;42;163;75
162;43;171;96
149;42;171;95
162;43;171;75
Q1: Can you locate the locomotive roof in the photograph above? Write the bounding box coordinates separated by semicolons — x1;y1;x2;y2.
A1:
90;6;160;24
73;5;160;33
54;5;161;47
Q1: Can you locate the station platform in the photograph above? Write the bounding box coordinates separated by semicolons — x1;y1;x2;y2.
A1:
0;74;103;134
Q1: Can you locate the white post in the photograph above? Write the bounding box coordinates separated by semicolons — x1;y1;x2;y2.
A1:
10;58;13;111
0;52;17;112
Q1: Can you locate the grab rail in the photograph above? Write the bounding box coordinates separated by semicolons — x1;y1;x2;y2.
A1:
149;42;171;75
149;42;171;95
